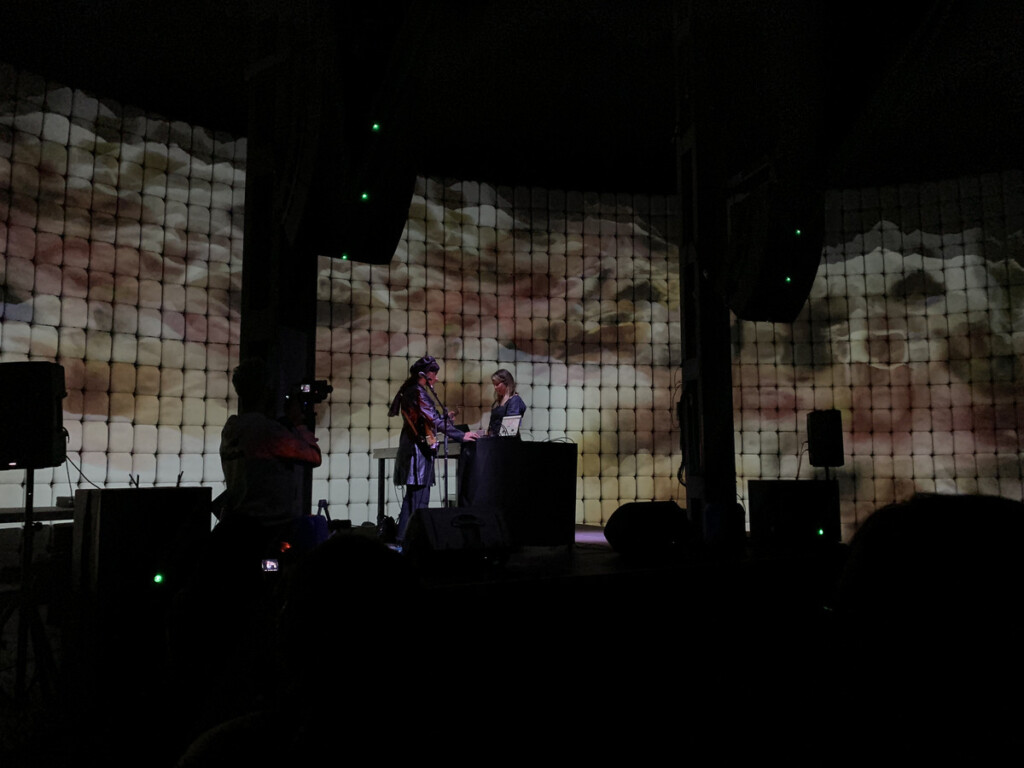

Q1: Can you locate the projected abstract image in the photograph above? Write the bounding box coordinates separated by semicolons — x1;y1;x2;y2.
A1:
2;64;1022;537
735;183;1024;536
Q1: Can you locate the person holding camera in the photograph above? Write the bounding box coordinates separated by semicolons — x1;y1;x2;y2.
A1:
218;358;323;540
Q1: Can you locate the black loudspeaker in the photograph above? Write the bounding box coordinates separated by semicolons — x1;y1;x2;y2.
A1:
748;479;840;550
71;487;212;654
604;501;693;556
0;361;67;469
722;173;825;322
298;14;417;266
404;506;510;565
807;409;844;467
687;4;828;322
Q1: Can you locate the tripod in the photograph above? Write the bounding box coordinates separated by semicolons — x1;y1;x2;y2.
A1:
0;467;58;703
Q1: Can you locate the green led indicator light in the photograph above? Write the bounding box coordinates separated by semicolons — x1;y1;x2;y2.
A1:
371;123;381;132
795;228;802;236
361;192;369;201
341;254;349;260
785;276;792;283
153;573;164;584
817;528;825;536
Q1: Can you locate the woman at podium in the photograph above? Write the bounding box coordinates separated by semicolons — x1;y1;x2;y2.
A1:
476;368;527;438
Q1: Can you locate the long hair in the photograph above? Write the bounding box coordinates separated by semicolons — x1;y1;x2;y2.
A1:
491;368;517;404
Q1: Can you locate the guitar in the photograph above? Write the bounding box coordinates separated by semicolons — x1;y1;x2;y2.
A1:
400;403;437;448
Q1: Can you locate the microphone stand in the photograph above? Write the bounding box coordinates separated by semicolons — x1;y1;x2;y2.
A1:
428;383;453;508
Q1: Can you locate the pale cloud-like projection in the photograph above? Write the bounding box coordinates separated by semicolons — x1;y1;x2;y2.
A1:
2;68;685;526
735;217;1024;537
4;63;1022;538
1;67;245;504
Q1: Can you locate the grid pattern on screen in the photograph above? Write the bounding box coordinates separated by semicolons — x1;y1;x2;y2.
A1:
734;176;1024;539
313;178;685;525
0;66;245;506
7;64;1020;538
1;67;685;524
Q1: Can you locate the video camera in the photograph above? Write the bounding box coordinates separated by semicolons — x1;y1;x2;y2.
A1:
294;379;333;405
285;379;333;420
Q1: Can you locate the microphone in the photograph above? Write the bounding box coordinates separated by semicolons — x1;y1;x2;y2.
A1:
427;382;456;421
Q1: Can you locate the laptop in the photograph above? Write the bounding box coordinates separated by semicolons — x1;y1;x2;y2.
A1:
499;415;523;437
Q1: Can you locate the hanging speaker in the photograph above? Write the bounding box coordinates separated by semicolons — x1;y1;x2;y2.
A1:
0;361;67;469
722;169;825;322
807;409;844;468
298;7;417;266
686;3;828;322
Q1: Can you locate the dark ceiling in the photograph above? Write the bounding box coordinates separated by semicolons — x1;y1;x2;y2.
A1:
3;0;1023;193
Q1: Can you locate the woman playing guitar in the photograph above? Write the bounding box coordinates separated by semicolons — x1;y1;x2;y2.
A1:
387;356;475;544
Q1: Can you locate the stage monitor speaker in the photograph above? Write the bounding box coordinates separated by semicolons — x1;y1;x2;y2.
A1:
0;361;67;469
807;409;844;467
405;506;510;566
604;501;692;556
747;479;840;550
